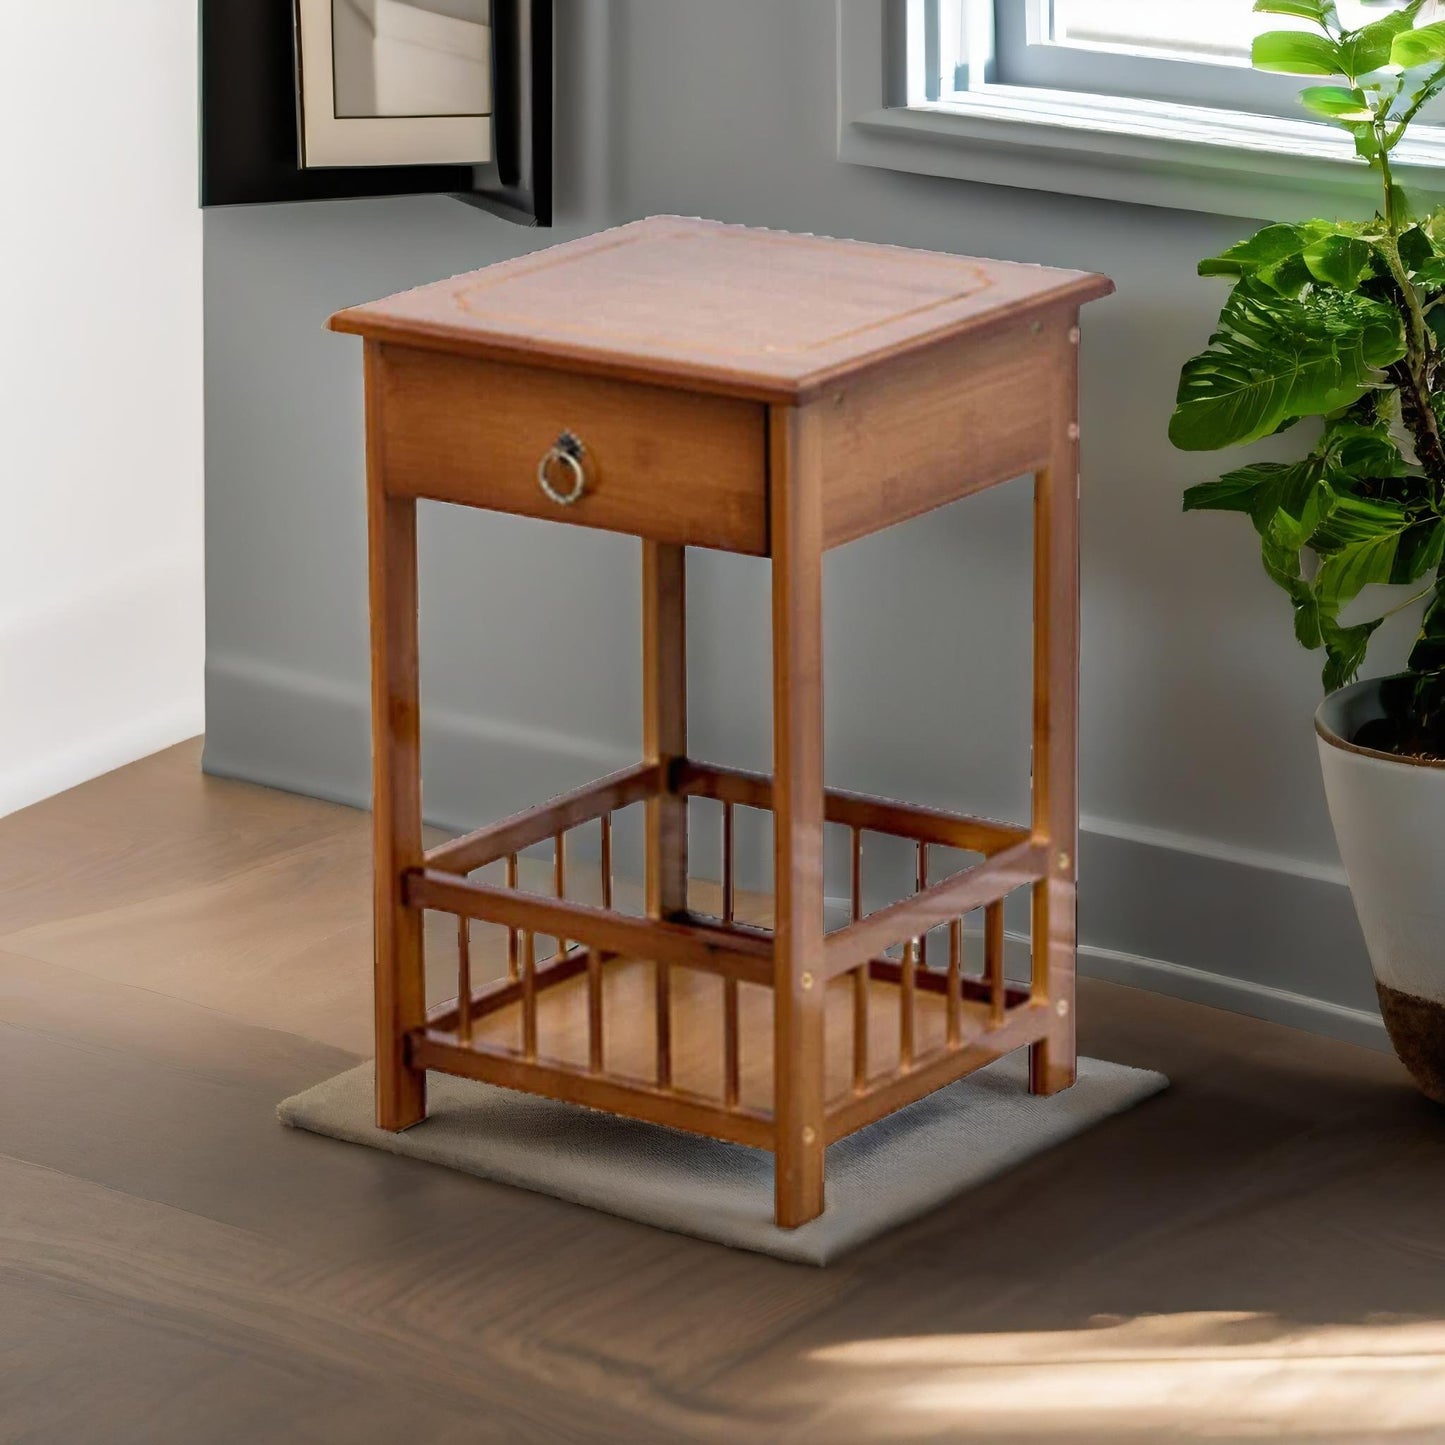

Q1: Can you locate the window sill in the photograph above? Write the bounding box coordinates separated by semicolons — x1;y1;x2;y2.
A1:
837;1;1445;222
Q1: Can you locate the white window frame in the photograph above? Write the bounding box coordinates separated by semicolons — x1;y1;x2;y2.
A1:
838;0;1445;221
993;0;1320;117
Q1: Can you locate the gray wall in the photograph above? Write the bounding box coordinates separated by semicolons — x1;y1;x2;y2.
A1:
204;0;1391;1045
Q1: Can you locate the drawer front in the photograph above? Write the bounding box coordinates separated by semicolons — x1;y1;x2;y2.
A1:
377;345;769;555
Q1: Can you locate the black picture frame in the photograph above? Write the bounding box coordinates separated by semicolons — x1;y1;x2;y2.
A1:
200;0;552;226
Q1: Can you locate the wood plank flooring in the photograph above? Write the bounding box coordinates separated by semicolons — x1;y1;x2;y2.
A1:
2;740;1444;1443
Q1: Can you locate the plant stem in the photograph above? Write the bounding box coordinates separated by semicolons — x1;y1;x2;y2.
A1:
1375;136;1445;498
1379;135;1398;232
1378;580;1436;622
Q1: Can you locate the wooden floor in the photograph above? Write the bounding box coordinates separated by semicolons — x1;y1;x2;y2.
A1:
3;741;1444;1444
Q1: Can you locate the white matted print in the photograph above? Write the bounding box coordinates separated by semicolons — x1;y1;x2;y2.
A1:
296;0;492;167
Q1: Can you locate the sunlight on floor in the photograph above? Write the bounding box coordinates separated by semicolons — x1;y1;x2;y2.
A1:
808;1312;1445;1438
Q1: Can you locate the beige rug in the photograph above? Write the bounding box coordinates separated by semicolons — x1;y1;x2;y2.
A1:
279;1055;1167;1265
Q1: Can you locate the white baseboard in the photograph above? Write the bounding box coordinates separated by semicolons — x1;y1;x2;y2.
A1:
205;652;1386;1050
1071;935;1388;1051
0;703;205;820
0;702;206;820
819;897;1388;1052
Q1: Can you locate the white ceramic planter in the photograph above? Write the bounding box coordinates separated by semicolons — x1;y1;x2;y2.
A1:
1317;677;1445;1103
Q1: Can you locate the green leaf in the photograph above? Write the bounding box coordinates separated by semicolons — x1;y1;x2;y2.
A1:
1392;20;1445;68
1322;415;1412;476
1252;29;1344;74
1183;460;1331;531
1198;221;1368;294
1392;516;1445;583
1404;670;1445;744
1198;224;1311;278
1398;223;1437;270
1407;574;1445;674
1402;575;1445;747
1309;492;1410;550
1169;278;1406;451
1341;15;1416;74
1352;123;1383;159
1412;256;1445;288
1298;84;1375;119
1296;595;1326;648
1316;533;1401;608
1321;618;1383;690
1260;252;1320;298
1254;0;1338;22
1182;471;1270;514
1311;496;1417;609
1259;512;1323;644
1302;233;1378;287
1267;460;1336;534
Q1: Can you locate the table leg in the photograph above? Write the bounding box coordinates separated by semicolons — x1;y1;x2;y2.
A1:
1029;326;1080;1096
366;342;427;1130
770;403;827;1227
642;540;688;1088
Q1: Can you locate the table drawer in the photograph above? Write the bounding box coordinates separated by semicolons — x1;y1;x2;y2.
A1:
375;345;769;555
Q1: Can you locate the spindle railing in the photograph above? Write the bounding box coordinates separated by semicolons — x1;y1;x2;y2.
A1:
409;757;1049;1150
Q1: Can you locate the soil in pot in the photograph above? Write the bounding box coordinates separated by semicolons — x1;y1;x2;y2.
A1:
1352;715;1445;762
1351;675;1445;762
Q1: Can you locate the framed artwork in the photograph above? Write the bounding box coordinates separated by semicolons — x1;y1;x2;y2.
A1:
295;0;493;168
200;0;551;225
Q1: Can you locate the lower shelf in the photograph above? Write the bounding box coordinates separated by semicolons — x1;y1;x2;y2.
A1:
403;754;1058;1153
411;954;1048;1148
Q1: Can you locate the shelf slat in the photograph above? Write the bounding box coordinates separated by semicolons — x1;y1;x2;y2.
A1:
408;870;773;985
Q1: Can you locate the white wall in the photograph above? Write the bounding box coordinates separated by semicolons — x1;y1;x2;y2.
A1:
0;2;204;817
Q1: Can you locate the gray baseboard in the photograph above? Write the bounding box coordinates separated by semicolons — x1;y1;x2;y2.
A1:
205;654;1387;1053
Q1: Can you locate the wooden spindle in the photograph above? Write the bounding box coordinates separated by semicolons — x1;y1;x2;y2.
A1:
656;962;673;1087
554;831;567;958
456;914;473;1044
852;964;868;1093
722;800;735;925
522;930;538;1060
986;899;1006;1028
505;852;520;980
915;841;929;968
723;976;740;1108
901;937;916;1070
587;947;604;1074
850;825;862;923
947;916;963;1048
600;813;614;910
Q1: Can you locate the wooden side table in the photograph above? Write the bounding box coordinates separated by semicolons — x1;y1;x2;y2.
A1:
331;217;1112;1228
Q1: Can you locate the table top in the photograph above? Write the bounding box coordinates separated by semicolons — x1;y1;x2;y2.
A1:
329;216;1112;402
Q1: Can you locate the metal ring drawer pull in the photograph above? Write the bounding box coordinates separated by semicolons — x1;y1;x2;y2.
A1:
537;430;588;506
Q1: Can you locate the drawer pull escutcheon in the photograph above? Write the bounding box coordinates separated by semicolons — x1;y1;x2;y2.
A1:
538;431;588;506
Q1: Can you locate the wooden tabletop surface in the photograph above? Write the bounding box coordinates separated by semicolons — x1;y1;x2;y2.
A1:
329;216;1113;401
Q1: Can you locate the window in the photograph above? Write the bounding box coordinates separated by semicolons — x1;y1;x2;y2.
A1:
839;0;1445;221
988;0;1310;116
943;0;1441;116
1053;0;1259;57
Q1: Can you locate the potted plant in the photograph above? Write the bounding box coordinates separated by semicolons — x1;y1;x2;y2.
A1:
1172;0;1445;1101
